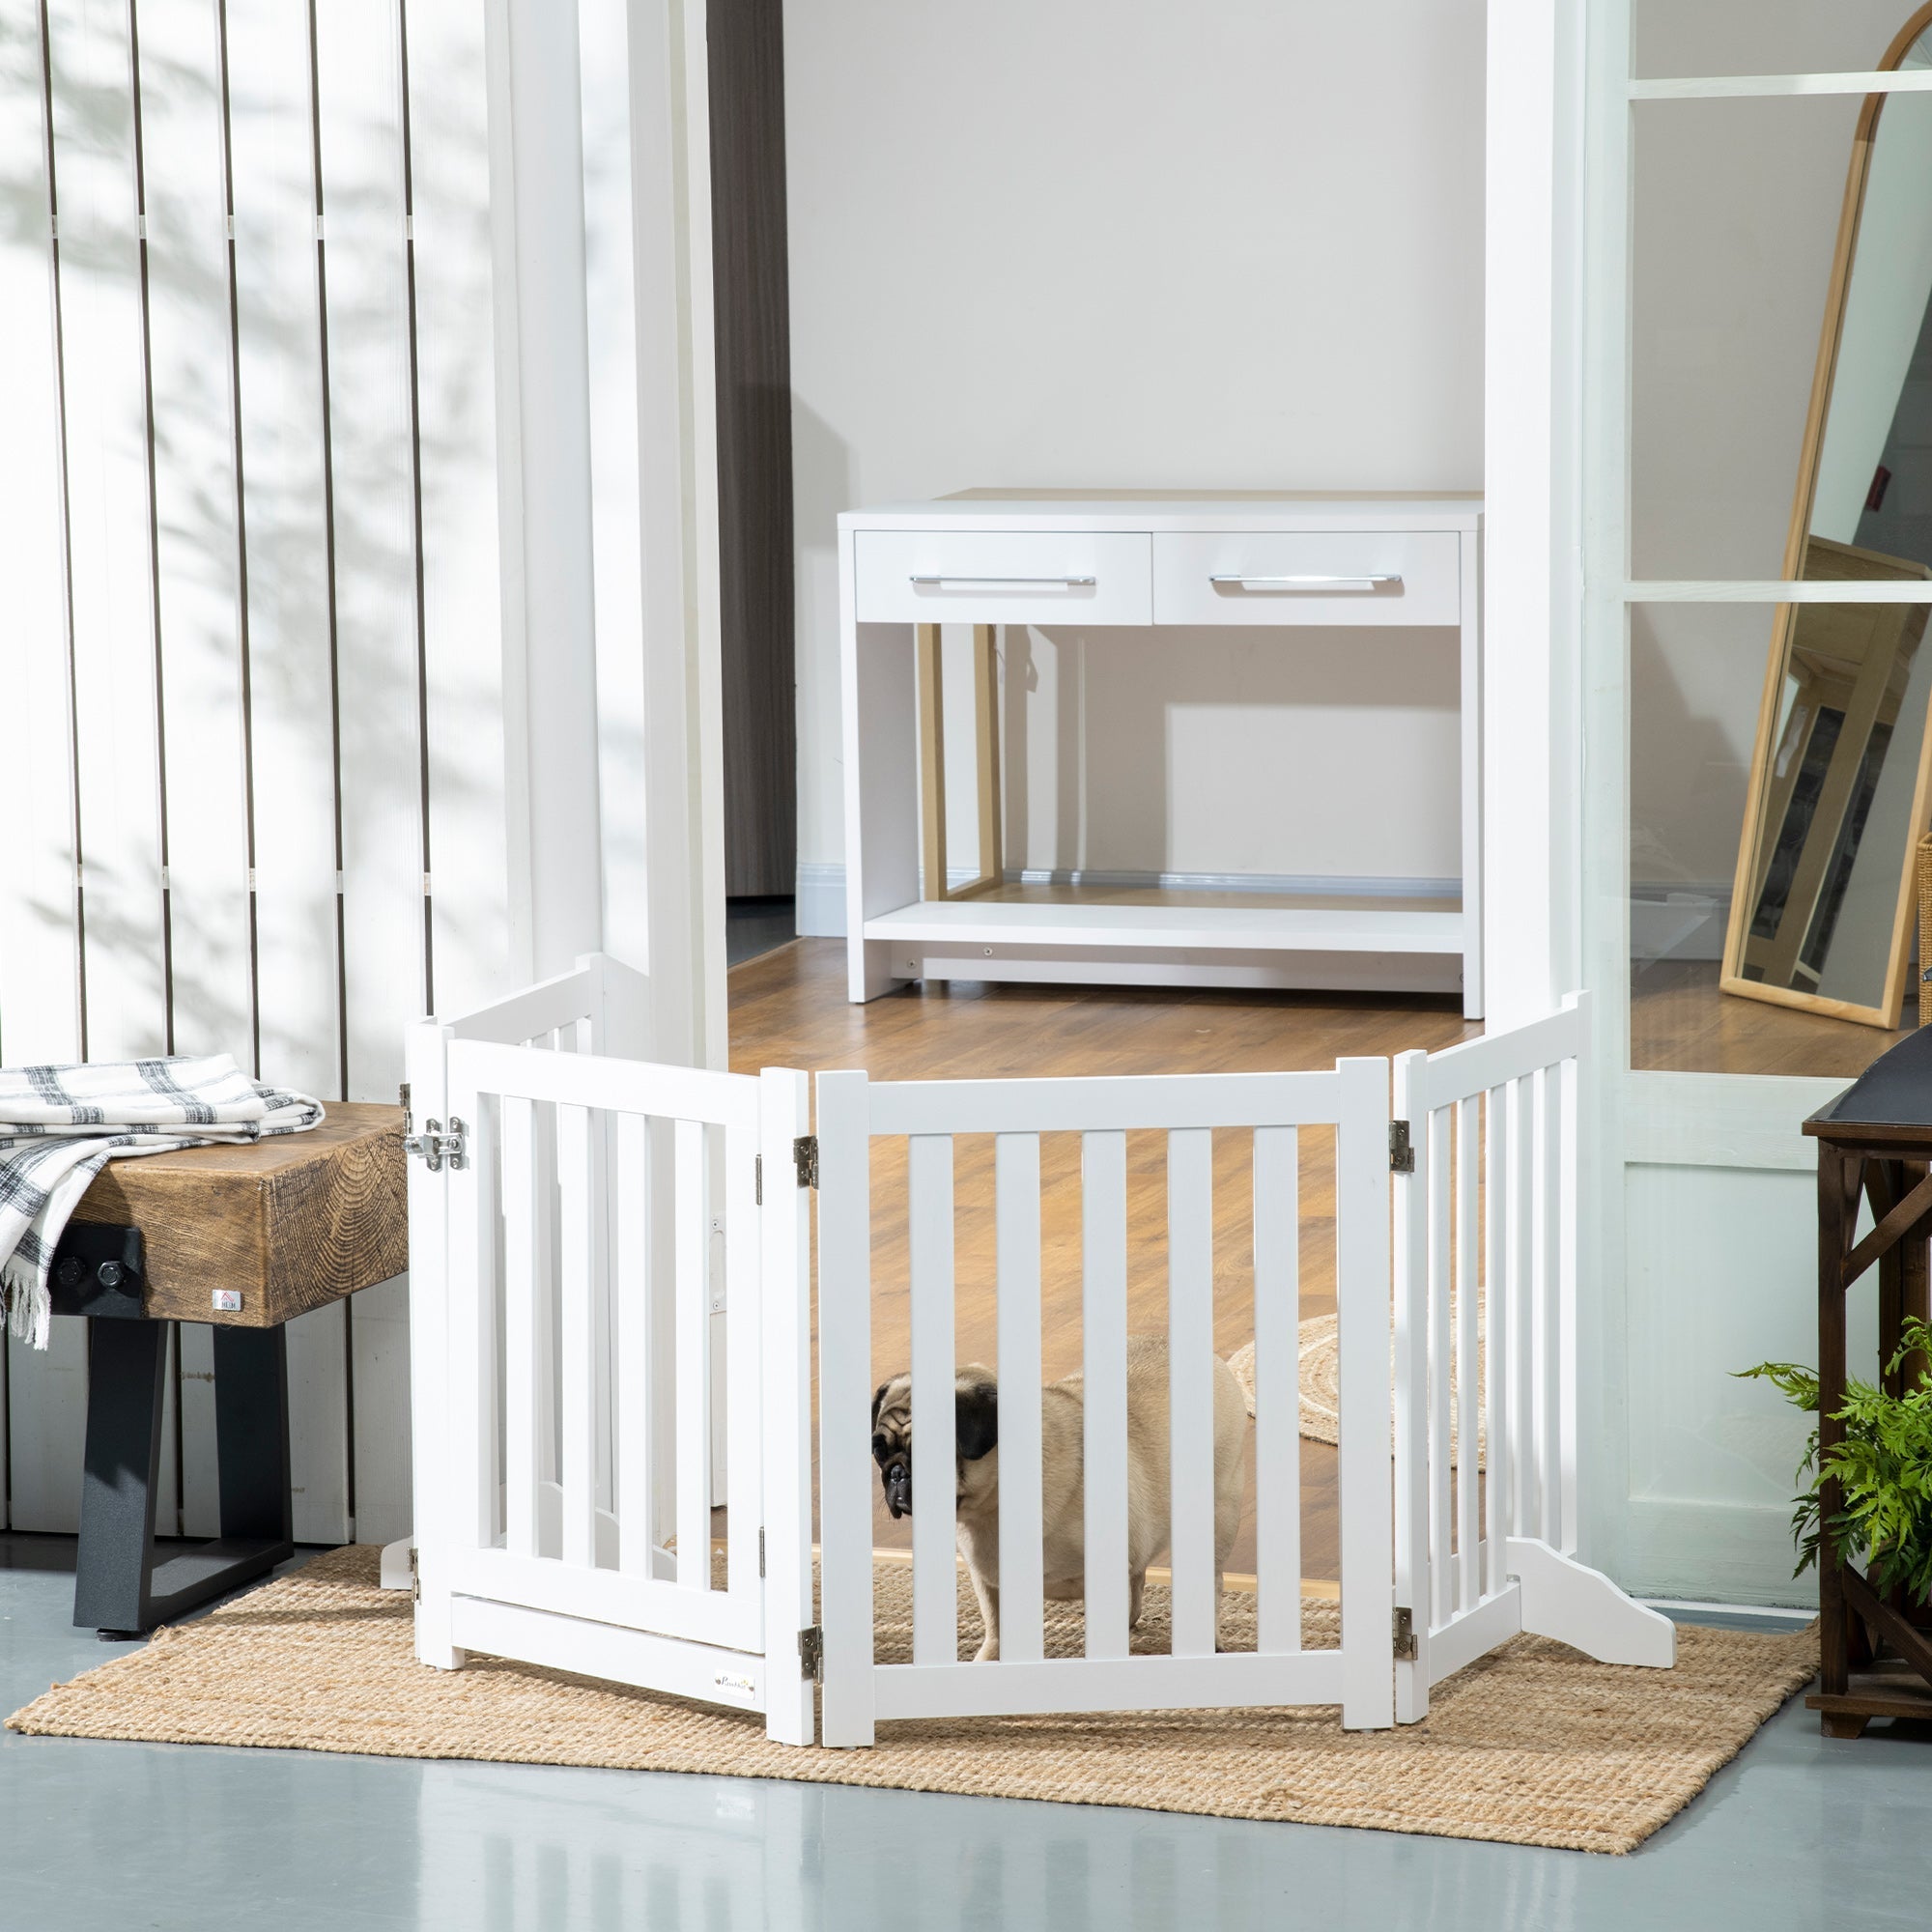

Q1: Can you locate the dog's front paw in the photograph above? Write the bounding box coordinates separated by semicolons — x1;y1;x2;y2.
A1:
973;1636;1000;1663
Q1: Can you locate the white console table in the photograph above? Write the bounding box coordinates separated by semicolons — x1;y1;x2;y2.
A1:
838;491;1484;1017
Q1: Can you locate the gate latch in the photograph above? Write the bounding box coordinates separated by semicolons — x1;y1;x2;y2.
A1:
793;1135;819;1189
1388;1121;1415;1175
799;1624;824;1682
1393;1605;1418;1661
405;1115;469;1173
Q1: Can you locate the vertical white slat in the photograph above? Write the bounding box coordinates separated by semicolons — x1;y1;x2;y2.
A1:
1166;1127;1216;1657
286;1302;350;1544
407;0;514;1012
137;0;252;1065
909;1133;957;1665
1538;1061;1564;1546
1509;1074;1537;1540
1558;1040;1582;1552
1335;1057;1394;1732
502;1094;538;1556
995;1132;1043;1664
615;1111;653;1574
134;0;246;1541
317;0;427;1101
557;1100;595;1566
1454;1092;1481;1612
1081;1128;1129;1661
49;0;166;1061
814;1070;876;1747
1252;1125;1300;1654
0;0;81;1082
759;1067;814;1745
707;1122;728;1511
576;0;648;973
724;1120;762;1602
1389;1053;1428;1708
1483;1085;1511;1596
674;1116;711;1588
1428;1103;1454;1632
0;0;79;1536
349;1274;413;1548
227;0;340;1099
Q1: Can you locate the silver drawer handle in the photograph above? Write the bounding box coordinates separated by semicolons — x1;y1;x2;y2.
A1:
1209;574;1403;592
909;575;1097;590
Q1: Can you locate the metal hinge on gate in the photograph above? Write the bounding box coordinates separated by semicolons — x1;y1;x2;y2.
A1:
793;1135;819;1189
1393;1605;1417;1661
405;1115;468;1173
1389;1121;1415;1175
799;1625;824;1682
410;1547;420;1605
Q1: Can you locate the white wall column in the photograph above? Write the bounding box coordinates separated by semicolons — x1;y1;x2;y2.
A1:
482;0;726;1063
1483;0;1585;1029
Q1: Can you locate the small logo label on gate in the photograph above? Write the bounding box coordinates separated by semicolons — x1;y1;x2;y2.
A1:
211;1290;243;1313
713;1671;757;1703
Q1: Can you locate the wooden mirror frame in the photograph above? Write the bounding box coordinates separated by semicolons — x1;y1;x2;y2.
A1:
1721;2;1932;1031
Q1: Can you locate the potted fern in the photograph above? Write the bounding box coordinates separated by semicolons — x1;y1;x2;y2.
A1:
1737;1316;1932;1617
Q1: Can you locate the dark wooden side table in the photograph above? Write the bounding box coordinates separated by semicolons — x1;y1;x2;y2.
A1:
48;1103;406;1636
1804;1054;1932;1737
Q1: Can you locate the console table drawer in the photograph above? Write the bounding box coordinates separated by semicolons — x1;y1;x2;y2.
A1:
1152;531;1462;626
855;530;1152;625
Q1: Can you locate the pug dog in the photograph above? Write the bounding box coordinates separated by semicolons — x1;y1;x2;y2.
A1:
870;1334;1248;1662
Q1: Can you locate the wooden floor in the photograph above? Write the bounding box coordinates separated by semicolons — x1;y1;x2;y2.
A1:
1631;957;1914;1078
727;938;1480;1584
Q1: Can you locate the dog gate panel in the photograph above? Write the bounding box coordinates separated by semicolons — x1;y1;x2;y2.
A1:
411;957;814;1744
815;1060;1395;1745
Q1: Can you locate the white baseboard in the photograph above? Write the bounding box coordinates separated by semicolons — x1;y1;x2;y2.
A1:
796;862;847;937
794;863;1463;939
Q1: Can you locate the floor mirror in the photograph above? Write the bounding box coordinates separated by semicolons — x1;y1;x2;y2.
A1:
1723;10;1932;1029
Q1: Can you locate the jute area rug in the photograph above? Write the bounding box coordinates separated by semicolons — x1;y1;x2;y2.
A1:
1229;1303;1487;1466
9;1548;1815;1855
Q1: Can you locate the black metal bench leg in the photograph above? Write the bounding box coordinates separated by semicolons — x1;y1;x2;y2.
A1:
72;1319;169;1634
213;1324;293;1545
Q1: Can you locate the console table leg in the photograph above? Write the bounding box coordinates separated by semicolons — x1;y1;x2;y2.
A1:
72;1319;168;1633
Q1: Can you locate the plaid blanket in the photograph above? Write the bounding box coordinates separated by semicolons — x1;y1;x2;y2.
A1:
0;1057;324;1350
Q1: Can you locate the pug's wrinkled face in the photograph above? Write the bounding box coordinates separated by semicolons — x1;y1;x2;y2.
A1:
870;1368;999;1519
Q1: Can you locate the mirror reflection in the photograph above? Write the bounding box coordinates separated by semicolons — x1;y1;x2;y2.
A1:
1729;47;1932;1025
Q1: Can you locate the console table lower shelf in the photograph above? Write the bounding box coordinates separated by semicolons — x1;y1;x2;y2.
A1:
861;897;1468;995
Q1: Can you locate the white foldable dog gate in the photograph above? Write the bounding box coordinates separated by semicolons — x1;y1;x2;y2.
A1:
405;955;815;1746
407;964;1670;1749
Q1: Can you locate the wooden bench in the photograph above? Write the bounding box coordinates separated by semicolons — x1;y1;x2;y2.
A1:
50;1104;407;1635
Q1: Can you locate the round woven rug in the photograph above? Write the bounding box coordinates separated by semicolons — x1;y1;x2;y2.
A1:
1228;1301;1486;1467
8;1548;1816;1855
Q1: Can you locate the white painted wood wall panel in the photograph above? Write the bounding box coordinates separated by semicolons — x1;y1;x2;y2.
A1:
0;0;494;1546
3;0;719;1549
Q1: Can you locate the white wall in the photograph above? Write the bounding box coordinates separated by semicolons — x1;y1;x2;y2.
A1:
783;1;1485;921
